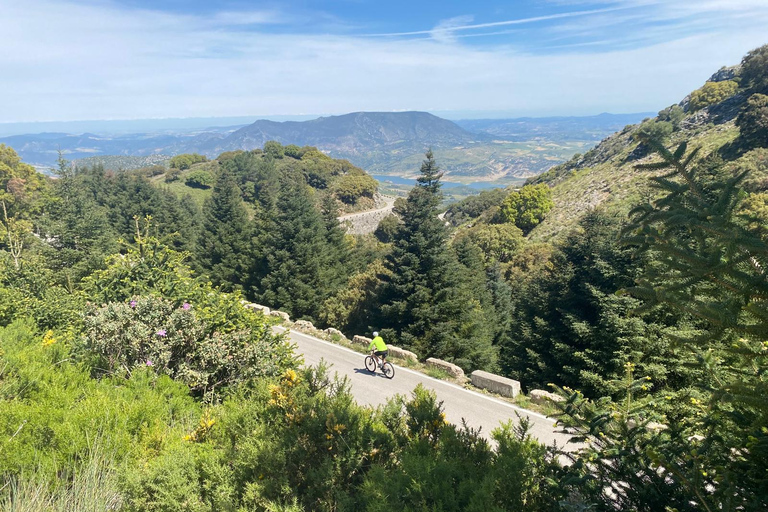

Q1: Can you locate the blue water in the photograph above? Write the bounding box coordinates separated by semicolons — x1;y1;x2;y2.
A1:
372;175;507;190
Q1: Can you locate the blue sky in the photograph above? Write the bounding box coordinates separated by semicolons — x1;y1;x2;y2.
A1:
2;0;768;122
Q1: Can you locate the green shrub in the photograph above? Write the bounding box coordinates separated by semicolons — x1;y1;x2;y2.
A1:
185;170;215;189
494;184;553;233
736;93;768;149
170;154;208;171
83;295;295;396
688;80;738;111
164;168;181;182
741;44;768;93
334;175;377;204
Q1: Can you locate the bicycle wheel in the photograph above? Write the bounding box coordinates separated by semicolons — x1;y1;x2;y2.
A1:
364;355;377;373
382;362;395;379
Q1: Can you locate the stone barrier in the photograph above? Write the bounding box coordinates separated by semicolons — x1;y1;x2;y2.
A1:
293;320;315;331
470;370;520;398
426;358;465;379
244;303;270;315
529;389;564;404
324;327;345;338
353;335;372;346
388;345;418;362
270;310;290;322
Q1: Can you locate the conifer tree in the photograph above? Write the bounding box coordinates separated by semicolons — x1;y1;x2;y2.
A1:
254;180;349;321
195;169;251;290
379;151;496;370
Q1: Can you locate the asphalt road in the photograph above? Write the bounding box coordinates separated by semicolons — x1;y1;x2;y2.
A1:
278;327;572;449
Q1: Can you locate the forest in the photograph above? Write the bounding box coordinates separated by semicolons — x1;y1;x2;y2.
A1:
1;45;768;511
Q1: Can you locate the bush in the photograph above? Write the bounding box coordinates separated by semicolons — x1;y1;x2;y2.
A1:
334;175;377;204
741;44;768;94
170;153;208;170
494;184;553;233
185;170;215;189
373;213;400;243
688;80;738;111
164;167;181;182
736;93;768;149
263;141;285;159
83;295;295;396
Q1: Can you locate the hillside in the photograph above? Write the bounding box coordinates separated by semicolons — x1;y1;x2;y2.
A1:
523;64;764;241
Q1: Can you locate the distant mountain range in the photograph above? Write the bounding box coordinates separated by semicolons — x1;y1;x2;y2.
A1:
0;111;651;179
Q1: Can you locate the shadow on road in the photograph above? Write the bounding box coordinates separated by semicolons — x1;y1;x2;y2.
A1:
353;367;388;378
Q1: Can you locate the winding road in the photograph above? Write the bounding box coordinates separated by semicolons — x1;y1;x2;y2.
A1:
278;326;572;449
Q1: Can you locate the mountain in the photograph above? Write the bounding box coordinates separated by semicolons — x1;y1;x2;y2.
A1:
0;111;648;181
521;61;766;241
455;112;654;143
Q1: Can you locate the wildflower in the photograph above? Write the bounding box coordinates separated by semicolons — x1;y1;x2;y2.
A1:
130;300;137;308
42;330;57;347
156;329;167;337
182;302;191;310
146;360;154;367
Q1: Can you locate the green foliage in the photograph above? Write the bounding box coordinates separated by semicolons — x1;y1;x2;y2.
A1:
320;260;390;335
633;118;673;147
658;104;685;129
164;167;181;182
263;140;285;159
443;188;507;226
194;170;251;290
741;44;768;94
253;180;351;323
185;169;215;189
495;184;553;234
616;138;768;510
333;174;377;204
454;223;524;264
379;151;497;371
83;295;294;396
373;213;400;243
170;153;208;170
736;93;768;149
0;319;201;487
688;80;739;112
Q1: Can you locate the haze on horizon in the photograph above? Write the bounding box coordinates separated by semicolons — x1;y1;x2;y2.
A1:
2;0;768;124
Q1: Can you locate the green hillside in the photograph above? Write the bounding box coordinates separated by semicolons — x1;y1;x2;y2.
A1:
526;63;767;241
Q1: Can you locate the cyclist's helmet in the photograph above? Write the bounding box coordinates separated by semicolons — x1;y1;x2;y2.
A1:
373;331;379;337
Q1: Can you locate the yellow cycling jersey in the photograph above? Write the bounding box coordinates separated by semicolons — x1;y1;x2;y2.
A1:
369;336;387;352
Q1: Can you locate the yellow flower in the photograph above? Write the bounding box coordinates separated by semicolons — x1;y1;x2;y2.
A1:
42;330;57;347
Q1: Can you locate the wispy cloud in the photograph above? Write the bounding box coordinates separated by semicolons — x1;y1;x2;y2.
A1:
1;0;767;122
364;6;629;38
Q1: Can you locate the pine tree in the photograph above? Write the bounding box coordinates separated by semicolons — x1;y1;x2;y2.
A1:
195;169;251;291
379;151;496;371
254;180;349;321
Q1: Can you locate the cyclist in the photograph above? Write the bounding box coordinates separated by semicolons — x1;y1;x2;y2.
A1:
368;331;388;368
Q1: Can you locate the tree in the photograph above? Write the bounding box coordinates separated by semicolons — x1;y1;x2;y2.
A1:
169;153;207;170
736;93;768;149
379;151;496;371
741;43;768;94
253;180;349;322
195;170;251;291
495;184;553;234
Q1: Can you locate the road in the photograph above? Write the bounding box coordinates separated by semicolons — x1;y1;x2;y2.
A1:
338;195;396;235
278;327;572;449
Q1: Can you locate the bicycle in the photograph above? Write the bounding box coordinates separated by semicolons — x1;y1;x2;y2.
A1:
365;351;395;379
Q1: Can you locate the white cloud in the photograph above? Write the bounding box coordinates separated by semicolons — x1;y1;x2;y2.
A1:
1;0;767;122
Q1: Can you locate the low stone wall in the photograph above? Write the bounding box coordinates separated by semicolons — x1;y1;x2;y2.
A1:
270;310;290;322
470;370;520;398
353;335;372;346
293;320;315;331
324;328;345;338
529;389;564;404
388;345;418;362
426;358;465;379
244;303;270;315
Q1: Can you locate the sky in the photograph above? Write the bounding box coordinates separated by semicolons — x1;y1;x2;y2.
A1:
1;0;768;123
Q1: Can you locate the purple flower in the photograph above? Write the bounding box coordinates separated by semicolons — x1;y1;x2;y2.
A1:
130;300;137;308
146;360;154;367
182;302;191;310
156;329;167;337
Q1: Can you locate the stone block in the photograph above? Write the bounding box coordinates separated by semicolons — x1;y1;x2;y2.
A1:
270;310;290;322
470;370;520;398
529;389;564;404
426;358;465;379
353;335;372;346
324;327;345;338
294;320;315;331
388;345;418;362
244;303;270;315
